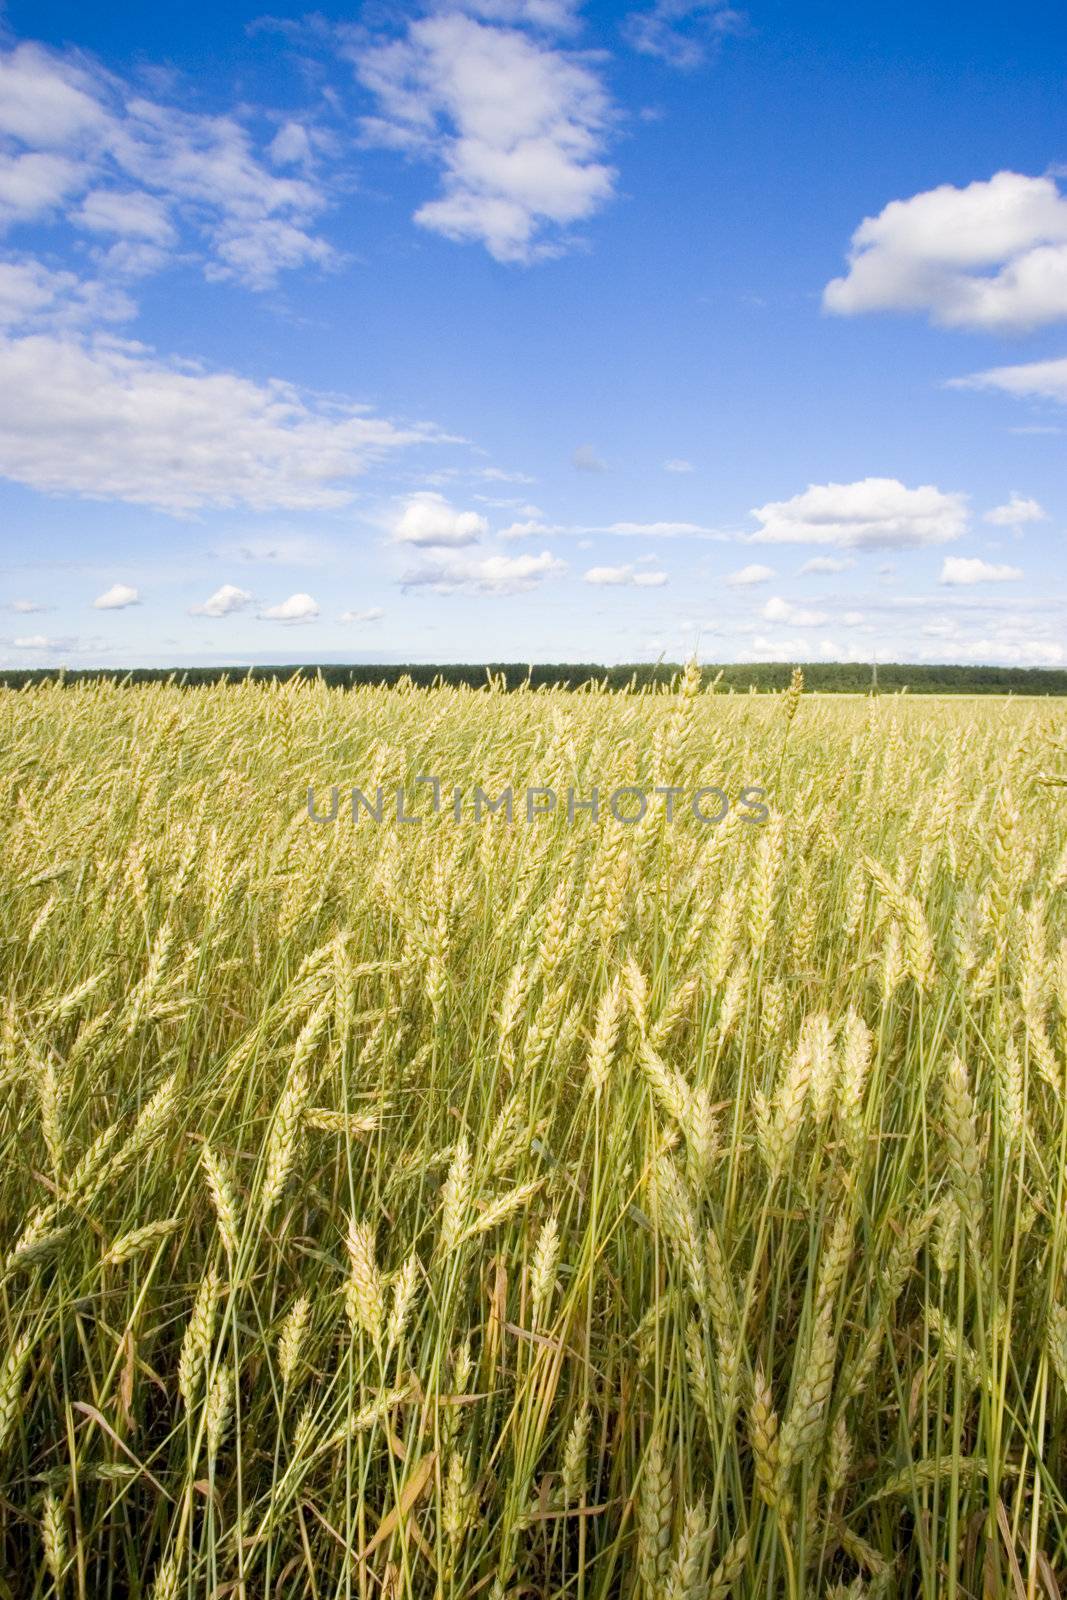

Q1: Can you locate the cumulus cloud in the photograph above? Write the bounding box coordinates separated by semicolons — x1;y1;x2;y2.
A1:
92;582;139;609
583;563;668;586
949;356;1067;405
339;606;384;622
350;12;616;264
189;583;253;617
799;555;853;575
623;0;743;69
390;491;489;547
824;171;1067;333
940;557;1023;585
7;598;45;612
401;548;565;593
725;562;774;586
663;457;694;472
984;494;1046;527
0;334;446;513
259;592;319;621
761;596;828;626
749;477;968;549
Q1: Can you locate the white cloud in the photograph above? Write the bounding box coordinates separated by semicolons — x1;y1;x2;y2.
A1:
725;562;774;586
600;519;711;537
0;151;86;224
498;517;564;540
8;598;44;612
401;547;566;594
339;606;384;622
0;257;134;331
824;171;1067;333
73;188;175;244
269;122;313;167
949;356;1067;405
572;443;608;472
663;457;694;472
12;633;53;648
623;0;743;69
260;592;320;622
93;582;139;609
0;43;106;145
390;491;488;547
983;494;1046;527
0;334;446;513
761;596;828;626
584;563;668;586
940;557;1023;586
742;633;807;661
351;12;616;264
0;41;333;290
500;515;717;539
479;465;536;483
207;218;335;291
799;555;853;575
456;0;585;30
750;478;967;549
917;615;1064;666
190;583;253;617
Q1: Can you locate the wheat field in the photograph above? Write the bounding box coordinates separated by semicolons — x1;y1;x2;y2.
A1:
1;670;1066;1599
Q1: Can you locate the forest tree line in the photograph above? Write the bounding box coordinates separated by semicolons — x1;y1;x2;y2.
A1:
2;661;1067;693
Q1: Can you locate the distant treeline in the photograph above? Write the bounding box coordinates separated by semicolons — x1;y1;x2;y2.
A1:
2;661;1067;694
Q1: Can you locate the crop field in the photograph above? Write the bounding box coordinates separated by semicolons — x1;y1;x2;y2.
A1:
2;672;1067;1600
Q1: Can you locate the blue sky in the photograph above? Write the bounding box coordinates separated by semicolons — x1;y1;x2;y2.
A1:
1;0;1065;668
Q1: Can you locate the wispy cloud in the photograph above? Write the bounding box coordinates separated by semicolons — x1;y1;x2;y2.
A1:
0;334;451;513
949;356;1067;405
623;0;744;69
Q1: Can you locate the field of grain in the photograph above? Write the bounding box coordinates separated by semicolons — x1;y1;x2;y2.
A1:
1;672;1066;1600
